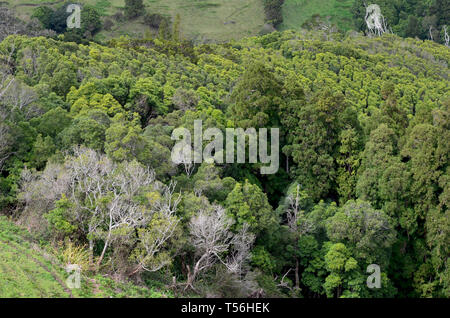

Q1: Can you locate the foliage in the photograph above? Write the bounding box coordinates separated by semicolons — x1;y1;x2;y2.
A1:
0;24;449;298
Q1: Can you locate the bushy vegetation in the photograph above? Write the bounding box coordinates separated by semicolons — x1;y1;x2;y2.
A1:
0;21;448;298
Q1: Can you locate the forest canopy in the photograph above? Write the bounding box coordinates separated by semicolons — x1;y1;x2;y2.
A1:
0;4;449;298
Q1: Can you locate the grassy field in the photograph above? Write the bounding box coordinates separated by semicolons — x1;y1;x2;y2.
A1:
0;217;72;297
0;216;171;298
279;0;354;32
3;0;266;42
143;0;265;42
4;0;356;41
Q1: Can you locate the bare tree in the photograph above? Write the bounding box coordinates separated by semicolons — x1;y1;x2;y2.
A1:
19;147;182;273
286;185;315;236
179;145;196;177
17;163;71;232
285;184;315;289
63;147;115;265
127;181;181;275
1;81;39;119
444;26;449;47
225;223;254;276
171;136;196;177
185;205;254;290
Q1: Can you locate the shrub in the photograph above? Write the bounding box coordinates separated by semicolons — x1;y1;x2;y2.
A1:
112;12;124;22
263;0;285;28
143;13;170;29
124;0;145;20
103;18;114;31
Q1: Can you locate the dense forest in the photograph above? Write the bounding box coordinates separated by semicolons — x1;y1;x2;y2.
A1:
0;1;449;298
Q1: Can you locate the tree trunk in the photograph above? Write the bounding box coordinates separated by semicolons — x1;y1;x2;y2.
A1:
128;265;142;277
295;257;300;289
89;239;94;268
96;238;110;269
185;265;194;291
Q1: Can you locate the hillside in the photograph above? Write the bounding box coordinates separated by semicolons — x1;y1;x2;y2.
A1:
4;0;266;42
279;0;354;31
0;217;71;297
0;25;448;298
0;217;172;298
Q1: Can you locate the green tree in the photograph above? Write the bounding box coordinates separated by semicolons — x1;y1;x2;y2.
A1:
172;14;181;42
326;200;396;266
32;6;54;29
229;62;282;129
225;180;275;235
31;134;56;169
282;89;349;200
124;0;145;20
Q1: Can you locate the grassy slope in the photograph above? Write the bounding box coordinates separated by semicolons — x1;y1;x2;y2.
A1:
143;0;265;42
0;216;171;298
0;217;72;297
5;0;265;42
279;0;354;32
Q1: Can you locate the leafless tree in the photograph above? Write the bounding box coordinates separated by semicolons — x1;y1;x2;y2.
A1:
17;163;71;232
128;181;181;275
285;184;315;289
63;148;115;264
185;205;254;290
96;161;156;267
225;223;254;276
276;269;294;292
444;26;449;47
19;147;182;273
1;81;40;119
286;185;316;236
19;163;71;209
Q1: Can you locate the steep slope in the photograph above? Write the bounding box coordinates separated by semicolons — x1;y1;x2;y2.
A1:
0;217;72;297
0;217;172;298
5;0;265;42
